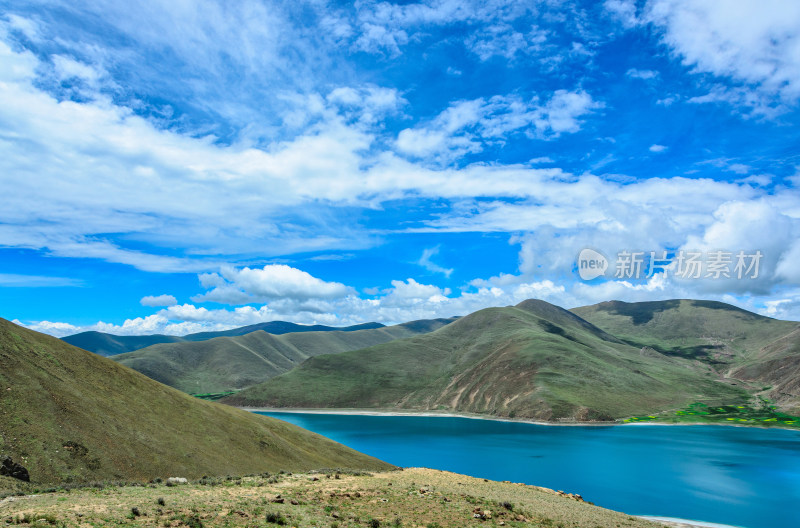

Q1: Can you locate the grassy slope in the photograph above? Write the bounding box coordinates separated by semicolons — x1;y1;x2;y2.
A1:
728;327;800;413
113;319;455;394
0;318;390;489
0;468;664;528
62;322;388;357
570;299;798;362
224;300;748;421
572;299;800;413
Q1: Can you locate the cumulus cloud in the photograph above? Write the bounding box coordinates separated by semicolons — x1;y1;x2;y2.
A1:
646;0;800;112
23;263;800;339
649;144;668;152
140;294;178;307
193;264;352;304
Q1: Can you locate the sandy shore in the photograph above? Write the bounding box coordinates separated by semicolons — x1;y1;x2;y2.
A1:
637;516;745;528
242;406;794;431
242;407;625;426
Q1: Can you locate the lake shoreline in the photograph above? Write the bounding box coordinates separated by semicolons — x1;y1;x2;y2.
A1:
242;406;791;430
637;515;746;528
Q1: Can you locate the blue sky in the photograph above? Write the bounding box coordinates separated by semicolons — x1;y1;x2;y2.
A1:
1;0;800;336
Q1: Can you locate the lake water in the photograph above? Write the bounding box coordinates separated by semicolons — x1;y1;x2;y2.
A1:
258;412;800;528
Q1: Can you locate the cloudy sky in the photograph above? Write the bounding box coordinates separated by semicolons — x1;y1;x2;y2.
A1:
2;0;800;336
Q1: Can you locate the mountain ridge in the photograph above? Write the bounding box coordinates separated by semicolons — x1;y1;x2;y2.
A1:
61;320;388;356
223;299;752;421
113;317;457;394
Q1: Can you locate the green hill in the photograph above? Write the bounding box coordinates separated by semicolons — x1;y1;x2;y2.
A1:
570;299;798;363
729;327;800;414
113;319;456;394
572;299;800;414
223;300;749;420
0;318;390;489
62;321;387;356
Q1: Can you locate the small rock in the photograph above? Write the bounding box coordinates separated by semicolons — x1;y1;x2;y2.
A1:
165;477;187;485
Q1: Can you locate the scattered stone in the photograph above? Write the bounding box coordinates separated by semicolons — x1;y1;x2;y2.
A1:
271;497;285;504
0;456;29;482
165;477;187;485
290;499;299;505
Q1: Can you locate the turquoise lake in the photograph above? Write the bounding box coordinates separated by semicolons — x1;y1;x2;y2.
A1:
258;412;800;528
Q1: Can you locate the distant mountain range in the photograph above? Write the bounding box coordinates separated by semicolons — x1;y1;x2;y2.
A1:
223;299;800;419
61;320;387;356
0;318;390;488
113;318;457;394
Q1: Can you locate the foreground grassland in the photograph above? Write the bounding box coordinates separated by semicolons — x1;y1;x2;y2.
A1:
0;468;666;528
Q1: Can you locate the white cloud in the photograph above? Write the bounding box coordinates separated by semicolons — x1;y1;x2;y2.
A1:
14;319;80;337
140;294;178;307
626;68;659;80
775;240;800;283
417;246;453;277
0;274;82;287
604;0;640;28
466;23;548;61
649;144;668;152
25;265;800;339
727;163;751;175
646;0;800;112
351;0;535;57
678;200;800;294
396;90;599;161
193;264;352;304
